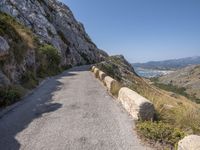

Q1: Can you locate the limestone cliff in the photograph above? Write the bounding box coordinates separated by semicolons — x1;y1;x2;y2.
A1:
0;0;107;86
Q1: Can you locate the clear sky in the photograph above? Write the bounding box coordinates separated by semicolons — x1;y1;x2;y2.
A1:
60;0;200;63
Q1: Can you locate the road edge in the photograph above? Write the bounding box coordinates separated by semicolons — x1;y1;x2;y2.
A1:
0;77;50;119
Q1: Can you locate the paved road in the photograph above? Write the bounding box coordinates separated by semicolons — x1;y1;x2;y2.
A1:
0;66;151;150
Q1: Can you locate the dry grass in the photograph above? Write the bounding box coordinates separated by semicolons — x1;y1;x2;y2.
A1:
97;55;200;135
130;76;200;134
0;12;36;63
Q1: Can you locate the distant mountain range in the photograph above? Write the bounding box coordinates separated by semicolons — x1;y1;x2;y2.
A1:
133;56;200;70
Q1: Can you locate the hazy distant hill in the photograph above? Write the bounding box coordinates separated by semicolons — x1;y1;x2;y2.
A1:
133;56;200;70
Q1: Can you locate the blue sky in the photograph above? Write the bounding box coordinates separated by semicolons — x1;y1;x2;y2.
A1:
60;0;200;63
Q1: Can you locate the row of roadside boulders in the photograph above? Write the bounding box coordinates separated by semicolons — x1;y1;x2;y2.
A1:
91;66;200;150
92;66;155;121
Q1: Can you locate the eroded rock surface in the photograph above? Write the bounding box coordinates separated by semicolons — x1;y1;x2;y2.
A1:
0;0;107;91
0;0;107;67
0;36;9;58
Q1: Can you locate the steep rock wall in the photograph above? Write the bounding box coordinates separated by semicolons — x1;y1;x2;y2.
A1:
0;0;107;67
0;0;108;87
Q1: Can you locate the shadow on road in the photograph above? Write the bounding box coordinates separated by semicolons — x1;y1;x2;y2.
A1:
0;66;90;150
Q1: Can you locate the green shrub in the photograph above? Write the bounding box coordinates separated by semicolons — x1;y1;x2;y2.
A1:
152;81;200;103
136;121;186;147
37;44;61;77
97;63;122;81
20;71;38;89
153;83;188;96
0;87;22;107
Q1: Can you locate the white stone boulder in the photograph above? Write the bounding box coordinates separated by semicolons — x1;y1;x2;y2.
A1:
91;66;96;72
118;87;155;121
178;135;200;150
99;71;106;81
94;68;100;78
104;76;120;96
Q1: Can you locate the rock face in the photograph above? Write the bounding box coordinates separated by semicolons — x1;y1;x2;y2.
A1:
0;36;9;58
0;71;10;87
0;0;107;67
178;135;200;150
0;0;107;88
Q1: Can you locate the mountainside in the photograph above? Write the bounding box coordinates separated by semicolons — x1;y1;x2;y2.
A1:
157;65;200;103
133;56;200;70
0;0;107;106
96;56;200;139
0;0;107;66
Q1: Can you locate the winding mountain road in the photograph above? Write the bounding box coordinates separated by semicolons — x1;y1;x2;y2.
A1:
0;66;151;150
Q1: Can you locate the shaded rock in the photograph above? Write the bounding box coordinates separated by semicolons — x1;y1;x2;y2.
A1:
0;36;9;58
0;71;10;87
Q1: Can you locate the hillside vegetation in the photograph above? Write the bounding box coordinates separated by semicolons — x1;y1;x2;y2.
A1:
96;55;200;148
157;65;200;104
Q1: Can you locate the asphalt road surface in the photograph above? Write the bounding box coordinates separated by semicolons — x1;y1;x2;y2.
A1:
0;66;152;150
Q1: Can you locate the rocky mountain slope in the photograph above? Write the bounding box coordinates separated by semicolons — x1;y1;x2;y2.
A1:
158;65;200;102
0;0;107;66
133;56;200;70
0;0;107;106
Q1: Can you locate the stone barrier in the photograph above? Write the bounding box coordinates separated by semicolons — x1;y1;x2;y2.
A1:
94;68;100;78
91;67;155;121
104;76;120;96
99;71;106;81
178;135;200;150
91;66;96;72
118;87;155;121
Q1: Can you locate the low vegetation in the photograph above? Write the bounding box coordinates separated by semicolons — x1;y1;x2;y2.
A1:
136;121;185;147
151;78;189;97
36;44;62;78
20;71;38;89
0;86;23;107
96;55;200;149
156;65;200;104
151;77;200;104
